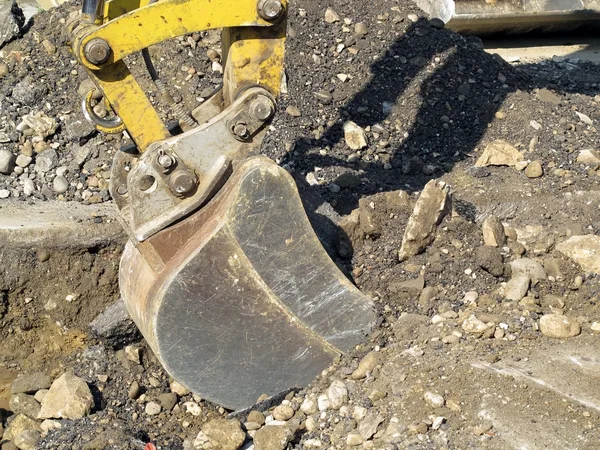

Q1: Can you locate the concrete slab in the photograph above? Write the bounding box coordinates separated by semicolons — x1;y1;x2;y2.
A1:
0;200;125;249
473;339;600;449
484;35;600;64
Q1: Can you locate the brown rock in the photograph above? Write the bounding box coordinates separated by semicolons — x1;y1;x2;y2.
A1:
37;372;94;420
351;351;379;379
399;180;451;260
482;216;505;247
200;419;245;450
253;425;294;450
475;140;524;167
525;160;543;178
539;314;581;338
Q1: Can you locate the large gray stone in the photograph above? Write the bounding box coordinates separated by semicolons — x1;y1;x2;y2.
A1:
9;394;41;418
0;148;15;174
399;180;451;260
12;77;47;106
510;258;547;283
34;149;58;174
11;373;51;394
0;0;24;48
89;299;140;348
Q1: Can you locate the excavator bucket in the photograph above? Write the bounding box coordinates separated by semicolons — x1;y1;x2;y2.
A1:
416;0;600;34
70;0;375;410
119;157;376;411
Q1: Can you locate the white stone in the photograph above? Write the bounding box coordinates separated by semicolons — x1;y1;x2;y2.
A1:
326;380;348;410
317;394;330;411
300;397;317;415
475;140;524;167
461;314;491;334
145;401;161;415
424;391;445;408
183;401;202;416
37;372;94;420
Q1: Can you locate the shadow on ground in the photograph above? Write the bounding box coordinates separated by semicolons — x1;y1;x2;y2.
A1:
284;19;595;217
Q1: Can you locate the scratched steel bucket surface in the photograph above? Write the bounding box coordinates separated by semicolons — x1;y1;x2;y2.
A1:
119;156;376;411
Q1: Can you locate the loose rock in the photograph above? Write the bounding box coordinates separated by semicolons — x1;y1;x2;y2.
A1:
539;314;581;338
576;149;600;165
475;140;524;167
145;402;162;416
510;258;547;283
272;403;294;421
424;391;445;408
253;425;294;450
11;373;51;395
525;160;544;178
13;430;41;450
482;215;505;247
200;419;246;450
37;372;94;420
9;394;41;419
504;276;530;301
0;149;15;174
326;380;348;410
351;351;379;379
399;180;451;260
343;121;368;150
556;235;600;274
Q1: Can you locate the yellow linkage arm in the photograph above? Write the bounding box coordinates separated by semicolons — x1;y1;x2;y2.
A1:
71;0;286;151
76;0;279;70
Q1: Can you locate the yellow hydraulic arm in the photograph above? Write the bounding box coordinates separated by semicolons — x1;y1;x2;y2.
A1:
69;0;286;150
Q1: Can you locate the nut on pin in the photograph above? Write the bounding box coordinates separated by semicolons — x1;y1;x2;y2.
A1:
257;0;284;21
84;38;111;65
249;95;275;121
169;170;197;198
157;150;177;173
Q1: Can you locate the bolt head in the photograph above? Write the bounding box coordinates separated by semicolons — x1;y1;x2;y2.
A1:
85;38;111;65
258;0;283;21
169;170;197;197
233;123;249;139
249;96;275;121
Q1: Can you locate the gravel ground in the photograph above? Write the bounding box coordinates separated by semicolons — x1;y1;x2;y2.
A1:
1;0;600;449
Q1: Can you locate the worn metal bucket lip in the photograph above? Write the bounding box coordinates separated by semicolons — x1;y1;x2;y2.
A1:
416;0;600;34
